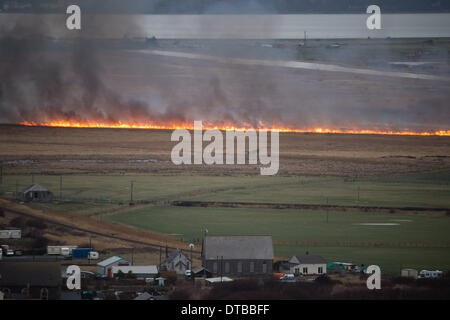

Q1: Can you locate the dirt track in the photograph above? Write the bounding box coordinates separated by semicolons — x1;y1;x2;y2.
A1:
0;199;200;255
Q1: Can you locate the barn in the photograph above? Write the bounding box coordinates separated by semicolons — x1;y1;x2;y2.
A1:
96;256;131;277
18;184;53;202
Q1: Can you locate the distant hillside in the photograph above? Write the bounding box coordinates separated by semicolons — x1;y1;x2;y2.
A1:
1;0;449;14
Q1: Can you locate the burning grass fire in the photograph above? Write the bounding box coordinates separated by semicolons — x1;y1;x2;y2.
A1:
20;121;450;136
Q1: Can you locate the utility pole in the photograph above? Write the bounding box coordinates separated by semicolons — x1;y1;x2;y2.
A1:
59;176;62;200
130;181;134;204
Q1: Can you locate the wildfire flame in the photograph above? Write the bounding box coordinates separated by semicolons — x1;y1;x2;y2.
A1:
20;120;450;136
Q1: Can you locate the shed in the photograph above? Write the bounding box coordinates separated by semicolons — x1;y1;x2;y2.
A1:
0;229;21;239
202;235;274;276
111;265;158;279
96;256;131;277
401;268;418;279
18;184;53;202
192;266;213;278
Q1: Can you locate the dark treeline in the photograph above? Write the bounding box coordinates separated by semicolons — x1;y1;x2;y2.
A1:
1;0;449;14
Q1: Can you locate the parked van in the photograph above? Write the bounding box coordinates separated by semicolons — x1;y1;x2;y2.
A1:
419;270;443;278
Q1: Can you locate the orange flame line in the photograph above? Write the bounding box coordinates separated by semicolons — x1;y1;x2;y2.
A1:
19;121;450;136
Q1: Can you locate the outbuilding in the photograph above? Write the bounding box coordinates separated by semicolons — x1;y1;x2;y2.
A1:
111;265;158;279
96;256;131;277
18;184;53;202
0;229;21;239
401;268;418;279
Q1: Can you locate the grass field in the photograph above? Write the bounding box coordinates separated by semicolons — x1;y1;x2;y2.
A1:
187;172;450;208
104;205;450;273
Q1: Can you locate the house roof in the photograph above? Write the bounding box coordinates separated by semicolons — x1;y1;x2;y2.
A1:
111;266;158;274
203;235;274;260
0;261;61;287
97;256;127;267
162;248;190;265
205;276;233;283
21;184;49;193
293;254;326;264
192;266;211;274
134;292;153;300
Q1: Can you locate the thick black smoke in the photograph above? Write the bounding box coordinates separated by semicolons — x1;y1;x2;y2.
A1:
0;12;449;131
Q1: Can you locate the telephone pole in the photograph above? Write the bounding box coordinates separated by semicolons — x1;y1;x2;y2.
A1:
59;176;63;200
130;181;134;204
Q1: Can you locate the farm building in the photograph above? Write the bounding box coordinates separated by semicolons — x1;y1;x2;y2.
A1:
160;248;191;275
0;261;61;300
18;184;53;202
401;268;418;279
201;235;274;276
96;256;131;277
192;266;213;278
111;265;158;279
289;254;327;275
0;228;21;239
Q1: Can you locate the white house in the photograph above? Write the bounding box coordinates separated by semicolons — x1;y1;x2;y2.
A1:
160;249;191;275
289;254;327;275
96;256;131;277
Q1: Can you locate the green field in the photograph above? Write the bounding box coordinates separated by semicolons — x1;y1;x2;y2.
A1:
187;172;450;208
104;205;450;273
2;171;449;273
0;173;303;215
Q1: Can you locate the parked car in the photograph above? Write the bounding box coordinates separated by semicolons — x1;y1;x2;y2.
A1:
6;249;14;256
280;274;296;281
14;250;23;256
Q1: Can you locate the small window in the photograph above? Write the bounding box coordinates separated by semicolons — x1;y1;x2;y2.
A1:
213;262;218;274
318;267;323;274
302;267;308;274
250;262;255;273
225;262;230;274
237;262;242;273
262;262;267;273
